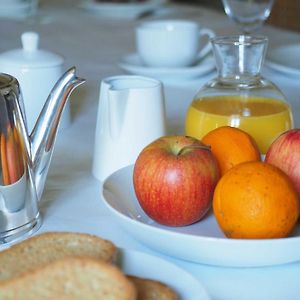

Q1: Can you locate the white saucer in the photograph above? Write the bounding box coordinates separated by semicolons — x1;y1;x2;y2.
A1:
0;1;36;19
266;44;300;76
119;53;216;81
118;248;210;300
80;0;166;19
103;165;300;268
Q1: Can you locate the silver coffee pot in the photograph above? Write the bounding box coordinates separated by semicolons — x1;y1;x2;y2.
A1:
0;67;85;244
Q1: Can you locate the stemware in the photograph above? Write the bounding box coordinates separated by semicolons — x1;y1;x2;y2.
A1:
221;0;274;33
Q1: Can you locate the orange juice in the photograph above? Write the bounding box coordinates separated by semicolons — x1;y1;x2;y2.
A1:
185;96;293;153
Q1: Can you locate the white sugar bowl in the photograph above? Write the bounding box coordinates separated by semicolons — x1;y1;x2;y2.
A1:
0;31;70;132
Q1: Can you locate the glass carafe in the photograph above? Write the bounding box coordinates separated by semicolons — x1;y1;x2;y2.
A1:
185;35;293;153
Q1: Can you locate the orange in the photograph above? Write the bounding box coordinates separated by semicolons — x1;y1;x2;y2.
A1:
202;126;261;177
213;161;300;239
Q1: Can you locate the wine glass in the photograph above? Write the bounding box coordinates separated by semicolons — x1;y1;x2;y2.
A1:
221;0;274;34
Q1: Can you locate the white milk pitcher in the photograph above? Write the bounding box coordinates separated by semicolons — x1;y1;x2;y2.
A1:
92;75;166;182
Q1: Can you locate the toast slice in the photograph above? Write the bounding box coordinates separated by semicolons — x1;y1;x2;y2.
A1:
0;257;137;300
0;231;116;280
128;275;179;300
0;232;179;299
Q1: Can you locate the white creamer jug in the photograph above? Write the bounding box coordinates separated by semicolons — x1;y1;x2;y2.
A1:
92;75;167;182
0;31;70;132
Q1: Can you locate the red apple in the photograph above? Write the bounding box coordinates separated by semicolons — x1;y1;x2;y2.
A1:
265;129;300;196
133;136;219;226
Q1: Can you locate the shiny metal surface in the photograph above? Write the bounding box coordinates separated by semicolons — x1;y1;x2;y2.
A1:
0;67;85;244
30;67;85;201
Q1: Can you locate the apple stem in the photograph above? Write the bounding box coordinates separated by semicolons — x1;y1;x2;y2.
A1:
177;144;211;156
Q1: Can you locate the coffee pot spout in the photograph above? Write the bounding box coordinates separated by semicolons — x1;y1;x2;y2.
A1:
30;67;85;200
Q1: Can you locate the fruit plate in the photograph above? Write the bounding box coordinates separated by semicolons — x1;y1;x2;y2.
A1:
102;165;300;268
80;0;167;20
117;248;210;300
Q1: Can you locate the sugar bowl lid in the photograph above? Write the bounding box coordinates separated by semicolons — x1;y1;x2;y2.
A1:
0;31;64;68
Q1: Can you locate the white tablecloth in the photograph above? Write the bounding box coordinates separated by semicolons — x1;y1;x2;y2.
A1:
1;1;300;299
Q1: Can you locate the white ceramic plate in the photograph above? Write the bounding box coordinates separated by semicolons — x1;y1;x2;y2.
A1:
0;2;36;19
118;248;210;300
102;165;300;267
266;44;300;76
80;0;166;19
119;53;215;80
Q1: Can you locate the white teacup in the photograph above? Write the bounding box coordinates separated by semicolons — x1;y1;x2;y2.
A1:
136;20;215;68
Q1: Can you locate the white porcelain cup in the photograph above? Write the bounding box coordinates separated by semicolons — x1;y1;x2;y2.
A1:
136;20;215;68
92;75;167;182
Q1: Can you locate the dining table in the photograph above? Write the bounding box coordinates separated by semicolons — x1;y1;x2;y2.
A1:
0;0;300;299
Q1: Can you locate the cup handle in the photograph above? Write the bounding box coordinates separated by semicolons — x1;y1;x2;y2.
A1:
197;28;215;61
